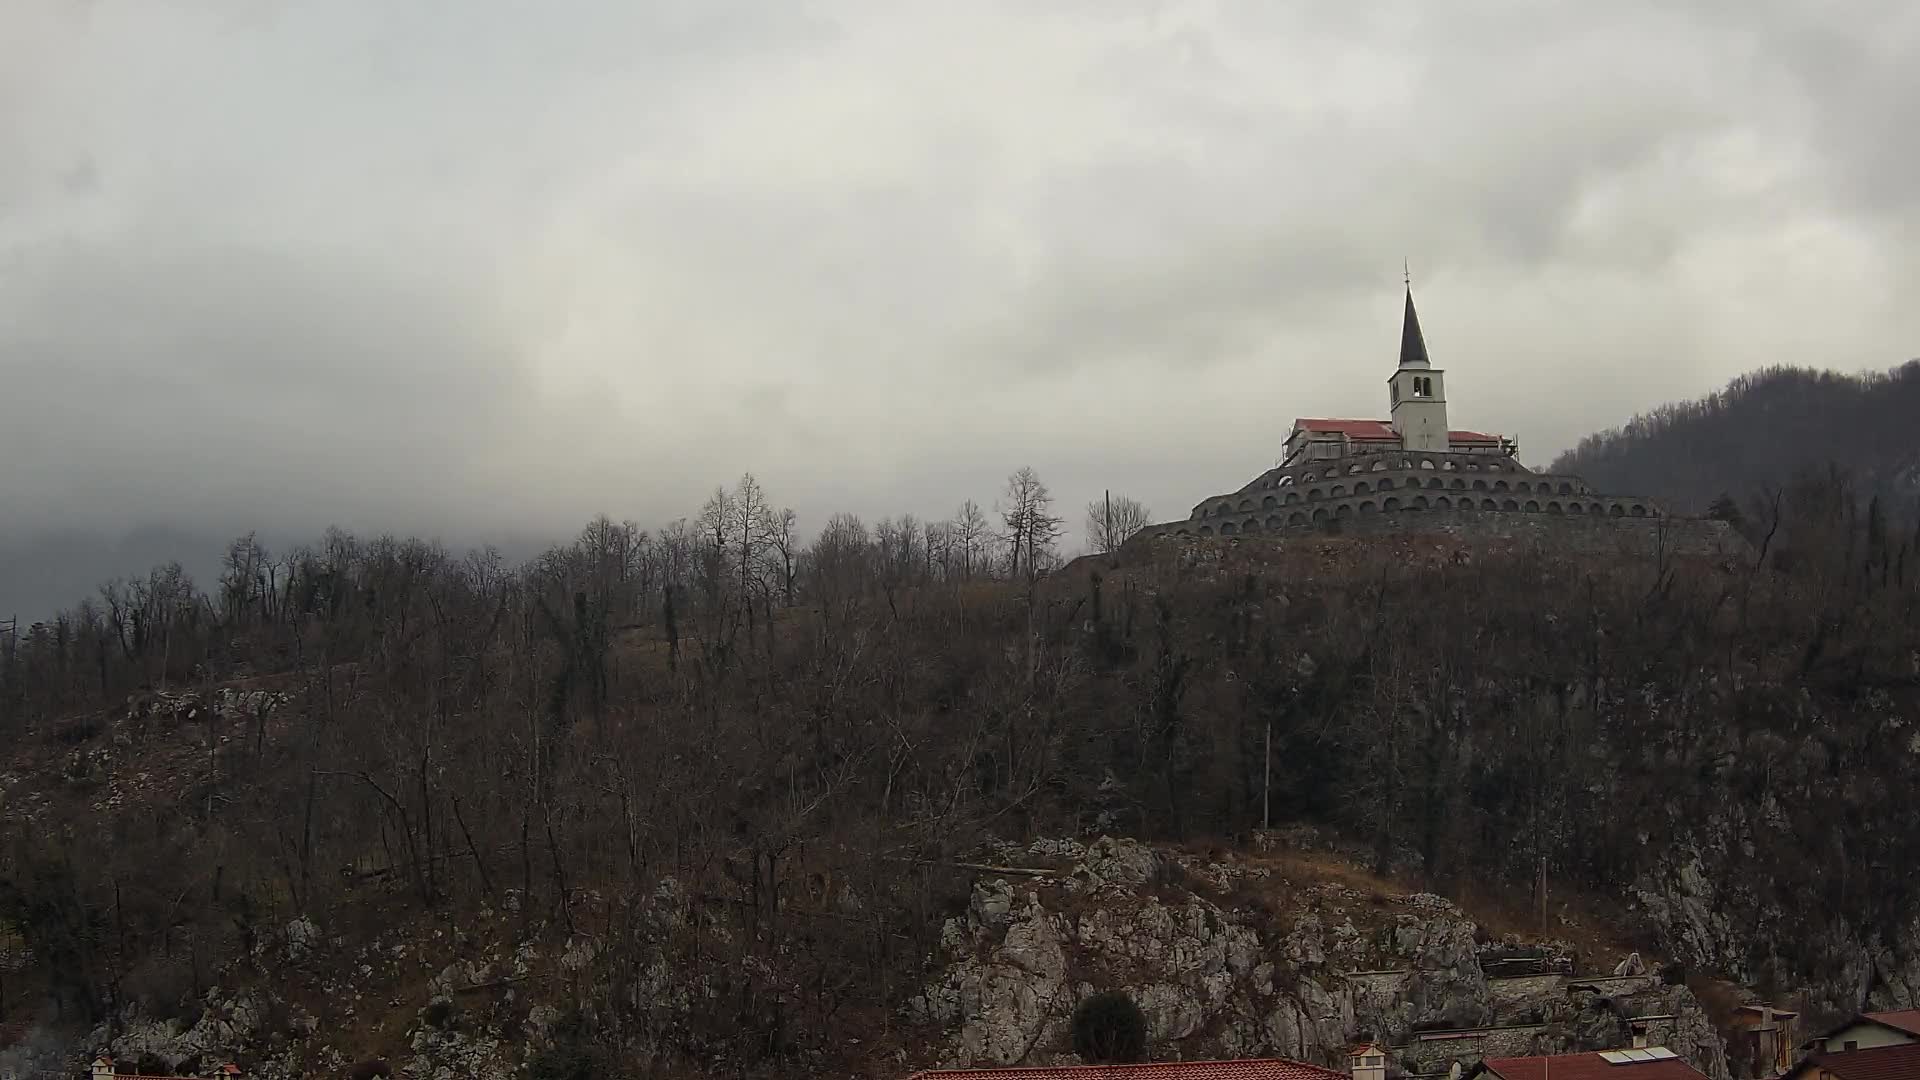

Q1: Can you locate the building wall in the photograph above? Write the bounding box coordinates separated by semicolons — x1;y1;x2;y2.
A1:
1817;1024;1915;1052
1396;1026;1556;1076
1488;974;1571;1006
1390;366;1449;453
1158;509;1741;559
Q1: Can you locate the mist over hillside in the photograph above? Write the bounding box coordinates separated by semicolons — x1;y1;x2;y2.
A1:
1550;361;1920;514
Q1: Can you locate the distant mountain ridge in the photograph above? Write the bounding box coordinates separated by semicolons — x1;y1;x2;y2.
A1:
1551;360;1920;514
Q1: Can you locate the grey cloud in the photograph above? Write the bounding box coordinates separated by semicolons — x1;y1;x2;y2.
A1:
2;0;1917;619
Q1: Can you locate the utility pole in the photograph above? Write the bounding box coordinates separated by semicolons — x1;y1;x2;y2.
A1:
1262;720;1272;831
1104;489;1112;554
1539;855;1549;936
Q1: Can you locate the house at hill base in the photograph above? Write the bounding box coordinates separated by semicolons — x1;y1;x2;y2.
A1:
1728;1003;1799;1078
1802;1010;1920;1055
1128;286;1739;556
1782;1041;1920;1080
1465;1047;1710;1080
905;1056;1350;1080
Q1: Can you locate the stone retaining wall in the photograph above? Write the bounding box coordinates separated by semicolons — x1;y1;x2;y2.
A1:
1140;510;1744;559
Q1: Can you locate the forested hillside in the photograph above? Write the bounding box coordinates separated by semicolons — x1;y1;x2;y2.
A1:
1550;361;1920;513
3;462;1920;1077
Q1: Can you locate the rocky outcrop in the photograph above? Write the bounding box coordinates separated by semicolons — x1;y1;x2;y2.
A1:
18;837;1730;1080
912;838;1728;1079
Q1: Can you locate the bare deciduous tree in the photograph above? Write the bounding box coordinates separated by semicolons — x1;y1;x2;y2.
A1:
1085;493;1153;554
998;467;1063;582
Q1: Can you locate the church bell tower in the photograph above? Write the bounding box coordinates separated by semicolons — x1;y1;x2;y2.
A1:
1388;286;1450;452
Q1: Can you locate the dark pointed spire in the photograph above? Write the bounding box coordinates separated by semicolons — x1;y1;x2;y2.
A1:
1399;285;1431;369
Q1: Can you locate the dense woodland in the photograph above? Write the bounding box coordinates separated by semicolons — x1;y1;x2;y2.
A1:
2;448;1919;1073
1550;360;1920;514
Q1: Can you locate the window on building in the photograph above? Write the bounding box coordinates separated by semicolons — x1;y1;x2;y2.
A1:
1392;382;1400;405
1845;1042;1859;1052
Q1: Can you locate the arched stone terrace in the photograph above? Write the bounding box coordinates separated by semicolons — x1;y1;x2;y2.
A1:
1142;449;1662;543
1186;451;1606;524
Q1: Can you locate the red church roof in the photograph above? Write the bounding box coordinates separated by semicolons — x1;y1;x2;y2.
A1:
907;1059;1347;1080
1291;419;1506;445
1292;418;1399;440
1474;1050;1710;1080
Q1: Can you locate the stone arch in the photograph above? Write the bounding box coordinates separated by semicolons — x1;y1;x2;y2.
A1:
1567;502;1584;514
1547;501;1562;514
1494;480;1509;492
1309;488;1323;500
1359;500;1377;515
1472;479;1488;491
1221;521;1238;535
1347;463;1363;475
1443;460;1458;471
1452;478;1467;489
1503;498;1520;511
1377;477;1395;491
1284;492;1300;505
1426;477;1445;490
1289;511;1308;526
1335;503;1354;518
1629;504;1647;517
1466;462;1482;472
1278;475;1294;487
1383;496;1401;511
1331;484;1347;497
1243;517;1261;532
1525;500;1541;512
1419;459;1436;470
1482;498;1499;510
1267;515;1284;529
1239;498;1255;511
1609;504;1625;517
1432;495;1448;510
1310;508;1328;523
1263;495;1277;509
1370;458;1389;472
1216;502;1232;516
1558;482;1572;495
1356;481;1371;494
1174;528;1191;537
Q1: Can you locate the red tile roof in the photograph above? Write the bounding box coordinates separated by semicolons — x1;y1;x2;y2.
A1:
907;1059;1348;1080
1294;418;1399;440
1478;1052;1710;1080
1290;419;1506;445
1794;1042;1920;1080
1864;1010;1920;1037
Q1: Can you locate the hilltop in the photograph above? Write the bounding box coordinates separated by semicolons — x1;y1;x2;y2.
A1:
1549;361;1920;514
3;475;1919;1077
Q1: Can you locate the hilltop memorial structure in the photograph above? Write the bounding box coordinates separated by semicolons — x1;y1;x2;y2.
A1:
1131;287;1739;555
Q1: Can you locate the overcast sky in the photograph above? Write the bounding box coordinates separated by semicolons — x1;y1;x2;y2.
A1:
4;0;1919;615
